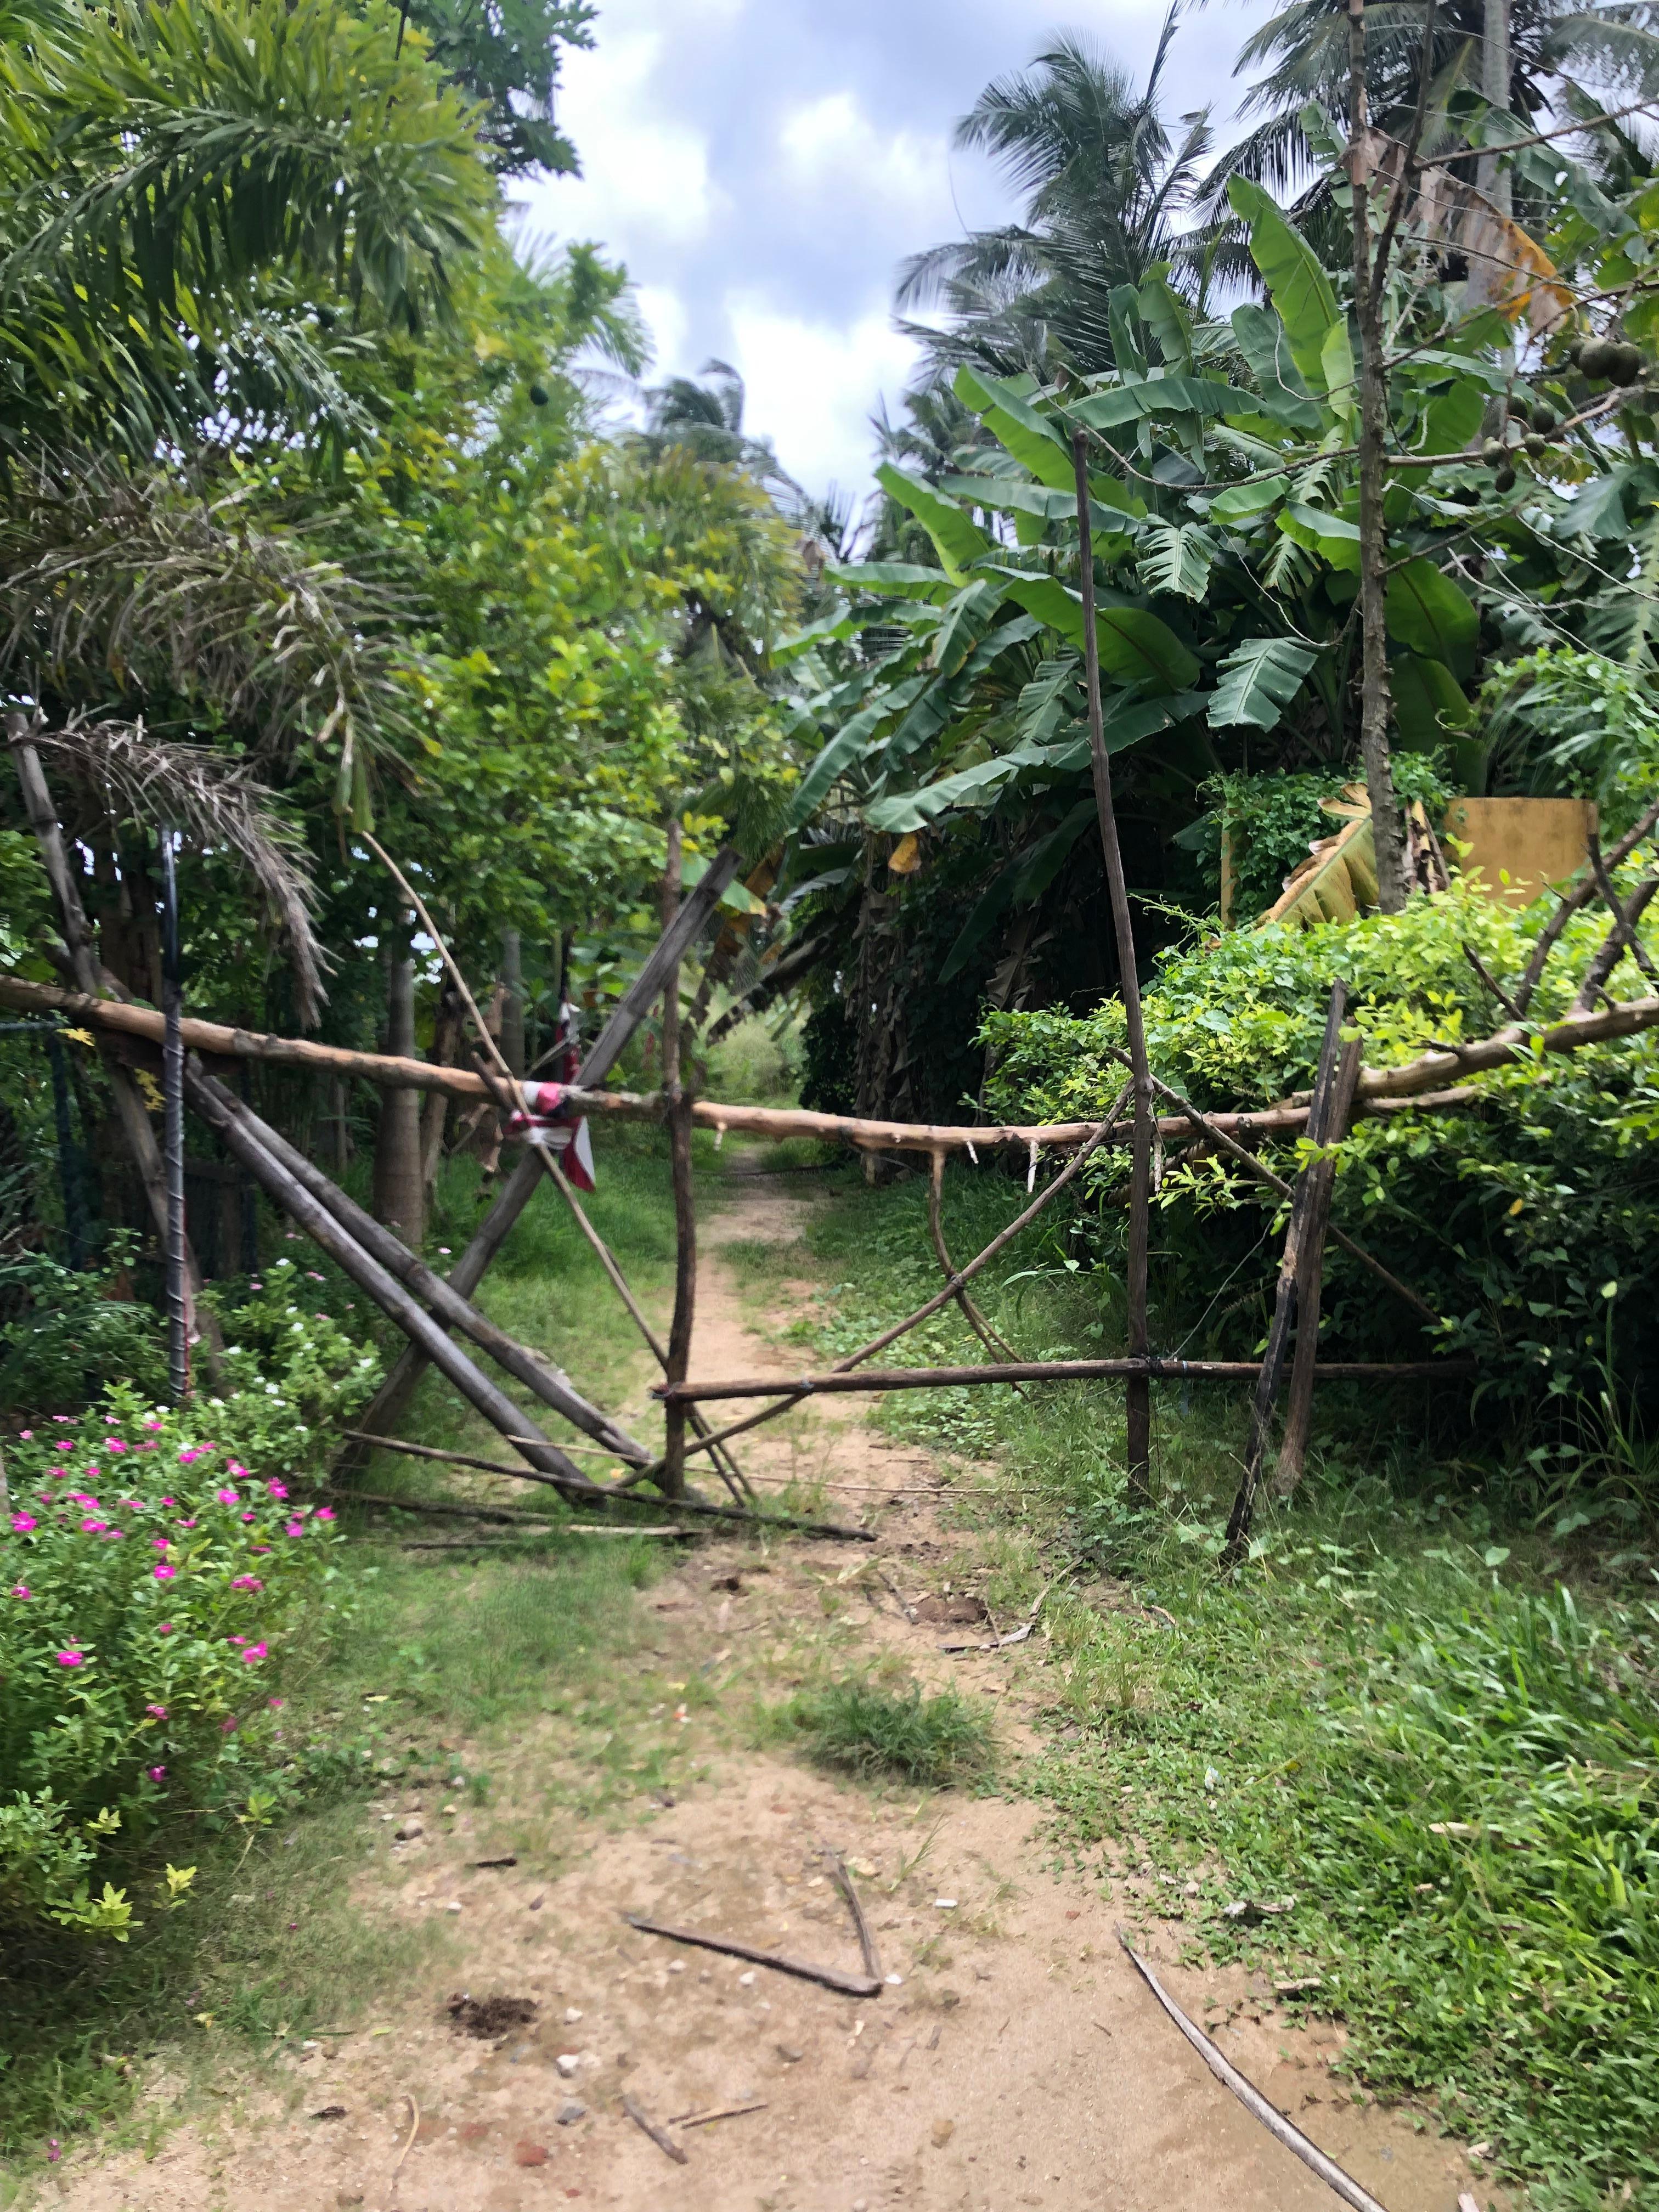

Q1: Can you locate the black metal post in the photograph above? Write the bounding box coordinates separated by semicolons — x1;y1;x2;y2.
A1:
42;1028;86;1268
160;828;190;1401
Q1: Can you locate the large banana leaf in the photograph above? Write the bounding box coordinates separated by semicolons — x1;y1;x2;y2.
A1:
1228;176;1340;393
1385;558;1477;675
1208;635;1319;730
874;466;990;583
988;568;1199;691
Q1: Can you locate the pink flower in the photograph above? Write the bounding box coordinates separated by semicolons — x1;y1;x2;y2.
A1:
46;1465;66;1478
146;1702;167;1718
143;1416;162;1430
240;1642;268;1664
103;1529;125;1542
285;1520;305;1537
109;1438;126;1453
177;1518;197;1529
252;1544;271;1553
104;1415;117;1426
146;1765;166;1782
241;1511;255;1523
84;1464;99;1480
230;1575;263;1592
229;1634;247;1646
47;2140;60;2163
266;1480;289;1500
315;1507;335;1523
154;1562;176;1582
80;1518;106;1533
160;1497;174;1506
229;1463;248;1479
56;1649;84;1668
215;1488;238;1506
222;1717;237;1732
306;1270;324;1281
267;1696;284;1710
151;1537;170;1553
157;1621;173;1634
10;1584;30;1600
10;1512;36;1533
53;1414;73;1423
18;1429;31;1440
179;1448;199;1465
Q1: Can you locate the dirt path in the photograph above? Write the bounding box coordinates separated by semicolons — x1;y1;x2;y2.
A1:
52;1170;1496;2212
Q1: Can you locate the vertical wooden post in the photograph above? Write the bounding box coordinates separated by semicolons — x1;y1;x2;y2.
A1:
1071;430;1154;1498
661;821;693;1501
1272;1037;1363;1498
1347;0;1409;914
373;911;424;1245
1222;983;1350;1564
8;719;219;1370
159;826;191;1400
500;927;526;1077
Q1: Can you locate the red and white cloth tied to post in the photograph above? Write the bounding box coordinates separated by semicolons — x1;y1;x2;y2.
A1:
505;1081;597;1190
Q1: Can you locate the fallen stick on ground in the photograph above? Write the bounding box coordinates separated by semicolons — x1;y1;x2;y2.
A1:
398;1527;690;1548
825;1850;883;1983
669;2101;768;2129
624;1912;881;1998
940;1585;1047;1655
1116;1928;1392;2212
620;2091;688;2166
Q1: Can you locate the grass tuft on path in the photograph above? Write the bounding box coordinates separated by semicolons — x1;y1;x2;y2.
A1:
771;1672;994;1788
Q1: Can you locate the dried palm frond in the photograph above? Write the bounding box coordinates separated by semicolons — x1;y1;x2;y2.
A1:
0;453;417;814
29;716;328;1022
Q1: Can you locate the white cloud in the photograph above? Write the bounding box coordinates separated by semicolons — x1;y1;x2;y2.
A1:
554;29;724;250
631;283;690;379
723;295;922;494
775;91;947;225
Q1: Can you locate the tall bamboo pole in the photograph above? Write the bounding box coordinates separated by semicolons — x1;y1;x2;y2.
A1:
1071;430;1154;1497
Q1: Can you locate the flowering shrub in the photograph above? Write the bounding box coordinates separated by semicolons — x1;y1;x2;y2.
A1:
0;1386;345;1945
204;1255;385;1480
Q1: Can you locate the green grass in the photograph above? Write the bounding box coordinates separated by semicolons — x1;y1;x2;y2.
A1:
797;1156;1659;2212
770;1672;994;1788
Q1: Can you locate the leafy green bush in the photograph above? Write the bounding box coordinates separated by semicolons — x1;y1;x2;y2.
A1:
0;1242;168;1409
773;1673;992;1786
0;1380;353;1948
981;875;1659;1429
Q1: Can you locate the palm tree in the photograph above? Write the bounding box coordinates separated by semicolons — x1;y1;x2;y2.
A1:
894;11;1214;385
1209;0;1659;208
641;359;796;491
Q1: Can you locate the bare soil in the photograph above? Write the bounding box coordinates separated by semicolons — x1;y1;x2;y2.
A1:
46;1172;1502;2212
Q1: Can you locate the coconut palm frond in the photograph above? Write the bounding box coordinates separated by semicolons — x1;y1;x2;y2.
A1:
29;717;328;1021
0;455;416;783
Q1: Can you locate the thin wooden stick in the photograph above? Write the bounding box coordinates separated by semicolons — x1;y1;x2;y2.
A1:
624;1913;881;1997
1586;834;1659;990
335;1430;874;1540
1073;428;1154;1497
540;1153;754;1504
345;846;742;1458
1273;1037;1364;1503
656;1086;1133;1462
621;2091;688;2166
661;1356;1470;1401
1570;868;1659;1014
671;2101;767;2129
1125;1056;1441;1326
825;1850;883;1982
1513;793;1659;1014
1222;985;1350;1565
1116;1929;1391;2212
928;1150;1022;1365
660;821;694;1501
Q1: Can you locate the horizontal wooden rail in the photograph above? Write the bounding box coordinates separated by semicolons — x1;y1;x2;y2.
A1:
657;1356;1475;1402
4;967;1654;1155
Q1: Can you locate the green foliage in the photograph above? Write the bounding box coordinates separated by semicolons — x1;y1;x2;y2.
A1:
981;874;1659;1418
1482;645;1659;830
0;1389;348;1948
772;1673;993;1787
1202;769;1353;919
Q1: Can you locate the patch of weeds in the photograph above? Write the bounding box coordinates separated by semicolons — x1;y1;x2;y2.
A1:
770;1672;993;1788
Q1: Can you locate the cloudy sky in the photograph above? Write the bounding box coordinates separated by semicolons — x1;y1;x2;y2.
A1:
517;1;1271;503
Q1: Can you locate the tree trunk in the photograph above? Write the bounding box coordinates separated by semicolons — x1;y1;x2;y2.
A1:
420;985;462;1196
500;927;525;1077
373;917;424;1244
1348;0;1410;915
